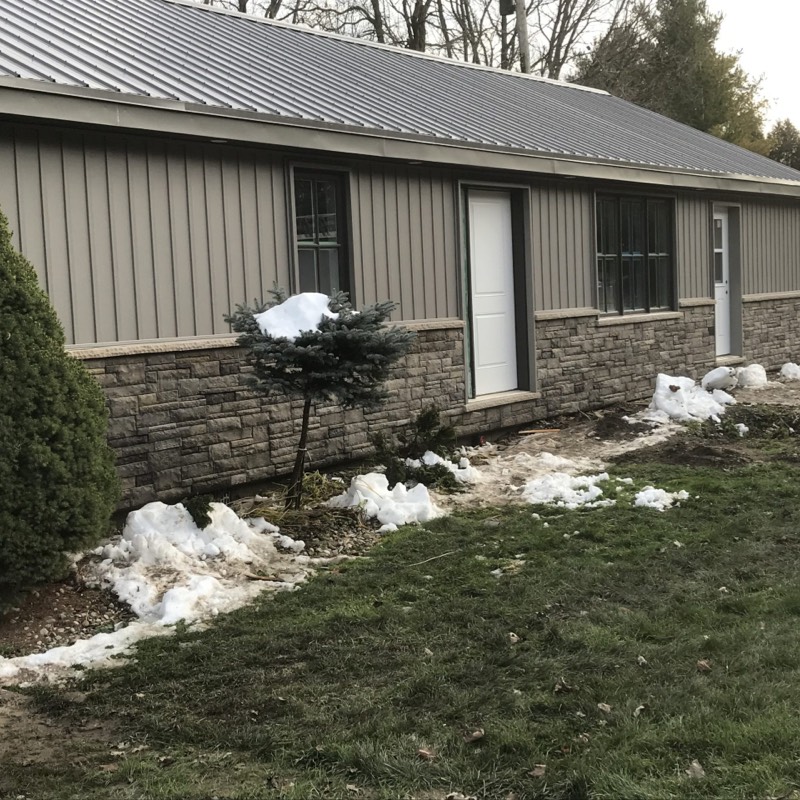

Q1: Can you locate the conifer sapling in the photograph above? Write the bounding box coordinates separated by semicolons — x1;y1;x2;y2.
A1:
226;290;415;509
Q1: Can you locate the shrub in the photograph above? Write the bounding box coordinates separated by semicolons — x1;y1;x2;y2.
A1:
0;209;119;604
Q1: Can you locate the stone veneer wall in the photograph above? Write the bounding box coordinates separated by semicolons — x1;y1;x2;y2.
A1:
79;305;723;509
455;304;717;437
741;295;800;366
77;326;465;510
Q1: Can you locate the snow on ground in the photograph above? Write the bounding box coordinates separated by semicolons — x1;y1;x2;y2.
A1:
736;364;768;389
254;292;337;339
781;363;800;381
634;487;690;511
404;450;481;484
0;502;319;685
326;473;443;530
640;374;735;425
701;366;738;391
521;471;615;509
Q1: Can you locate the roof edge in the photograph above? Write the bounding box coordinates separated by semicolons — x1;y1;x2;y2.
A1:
163;0;609;96
2;80;800;197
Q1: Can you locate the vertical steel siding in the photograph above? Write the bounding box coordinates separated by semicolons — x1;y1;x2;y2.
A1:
531;183;593;311
740;201;800;294
675;194;711;299
0;123;290;344
350;164;458;320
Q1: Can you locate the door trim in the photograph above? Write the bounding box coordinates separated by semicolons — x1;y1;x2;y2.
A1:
710;202;742;358
458;181;534;400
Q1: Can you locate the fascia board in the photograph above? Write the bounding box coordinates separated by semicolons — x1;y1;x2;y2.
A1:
2;80;800;199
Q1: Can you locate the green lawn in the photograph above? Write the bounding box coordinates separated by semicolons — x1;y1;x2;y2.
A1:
8;417;800;799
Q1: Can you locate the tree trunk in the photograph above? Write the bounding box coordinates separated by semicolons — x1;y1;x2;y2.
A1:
285;397;312;511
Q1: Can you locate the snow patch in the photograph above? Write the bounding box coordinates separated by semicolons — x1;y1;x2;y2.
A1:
254;292;337;340
634;487;690;511
701;366;737;391
0;502;312;684
404;450;481;484
781;362;800;381
521;471;615;509
736;364;768;389
642;374;735;424
327;473;443;526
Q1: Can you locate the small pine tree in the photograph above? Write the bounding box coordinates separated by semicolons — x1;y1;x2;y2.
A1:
0;208;119;604
227;290;415;509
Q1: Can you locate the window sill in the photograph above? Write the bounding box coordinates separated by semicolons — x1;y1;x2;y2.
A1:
597;311;683;327
465;389;541;412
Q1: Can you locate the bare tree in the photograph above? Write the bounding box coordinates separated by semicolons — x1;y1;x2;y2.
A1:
202;0;635;79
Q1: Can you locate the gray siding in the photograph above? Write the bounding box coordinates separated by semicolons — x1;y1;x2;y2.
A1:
676;194;711;299
531;183;594;311
0;123;292;345
350;164;458;320
0;123;459;344
740;200;800;295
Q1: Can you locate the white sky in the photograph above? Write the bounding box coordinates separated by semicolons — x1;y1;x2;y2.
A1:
705;0;800;128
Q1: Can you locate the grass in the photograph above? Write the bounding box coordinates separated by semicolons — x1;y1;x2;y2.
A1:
8;424;800;799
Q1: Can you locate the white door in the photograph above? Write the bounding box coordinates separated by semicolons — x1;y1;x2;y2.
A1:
468;190;518;396
713;208;731;356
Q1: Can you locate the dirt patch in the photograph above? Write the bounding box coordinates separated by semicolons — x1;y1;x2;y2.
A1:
615;440;752;468
0;688;114;771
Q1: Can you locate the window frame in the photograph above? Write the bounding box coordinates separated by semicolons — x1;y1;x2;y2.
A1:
290;167;352;298
595;192;676;316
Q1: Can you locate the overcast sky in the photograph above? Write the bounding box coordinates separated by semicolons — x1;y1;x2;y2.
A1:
705;0;800;128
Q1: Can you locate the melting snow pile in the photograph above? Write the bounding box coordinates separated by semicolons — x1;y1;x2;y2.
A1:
254;292;337;339
405;450;481;484
327;473;443;531
642;373;735;424
93;502;305;625
701;366;738;391
735;363;768;389
521;471;615;509
781;362;800;381
634;487;690;511
0;502;311;683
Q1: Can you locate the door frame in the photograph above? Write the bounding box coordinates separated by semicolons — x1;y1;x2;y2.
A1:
457;180;535;400
710;202;743;358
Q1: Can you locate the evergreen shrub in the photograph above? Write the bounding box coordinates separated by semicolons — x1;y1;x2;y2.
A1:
0;209;119;604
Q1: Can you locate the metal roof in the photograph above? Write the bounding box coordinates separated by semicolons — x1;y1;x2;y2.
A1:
1;0;799;184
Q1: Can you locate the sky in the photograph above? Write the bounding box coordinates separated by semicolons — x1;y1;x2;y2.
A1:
705;0;800;128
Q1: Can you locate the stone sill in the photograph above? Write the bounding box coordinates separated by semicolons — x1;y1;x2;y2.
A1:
742;291;800;303
597;311;683;327
534;307;598;321
716;354;745;366
464;390;541;412
679;297;715;308
67;318;464;360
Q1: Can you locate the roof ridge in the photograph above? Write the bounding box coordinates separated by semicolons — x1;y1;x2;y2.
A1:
163;0;608;96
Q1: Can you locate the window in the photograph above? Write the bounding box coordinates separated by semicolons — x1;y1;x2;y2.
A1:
293;171;350;295
596;195;673;314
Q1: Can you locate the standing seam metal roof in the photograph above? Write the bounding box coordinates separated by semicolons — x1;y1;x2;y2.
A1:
1;0;800;183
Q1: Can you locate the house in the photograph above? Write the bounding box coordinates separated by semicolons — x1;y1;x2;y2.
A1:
2;0;800;507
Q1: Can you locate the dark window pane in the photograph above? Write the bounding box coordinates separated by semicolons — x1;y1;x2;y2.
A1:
714;251;723;283
621;200;644;255
316;180;338;242
317;248;340;295
295;179;315;242
622;256;645;311
298;248;317;292
598;256;618;312
713;218;723;250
